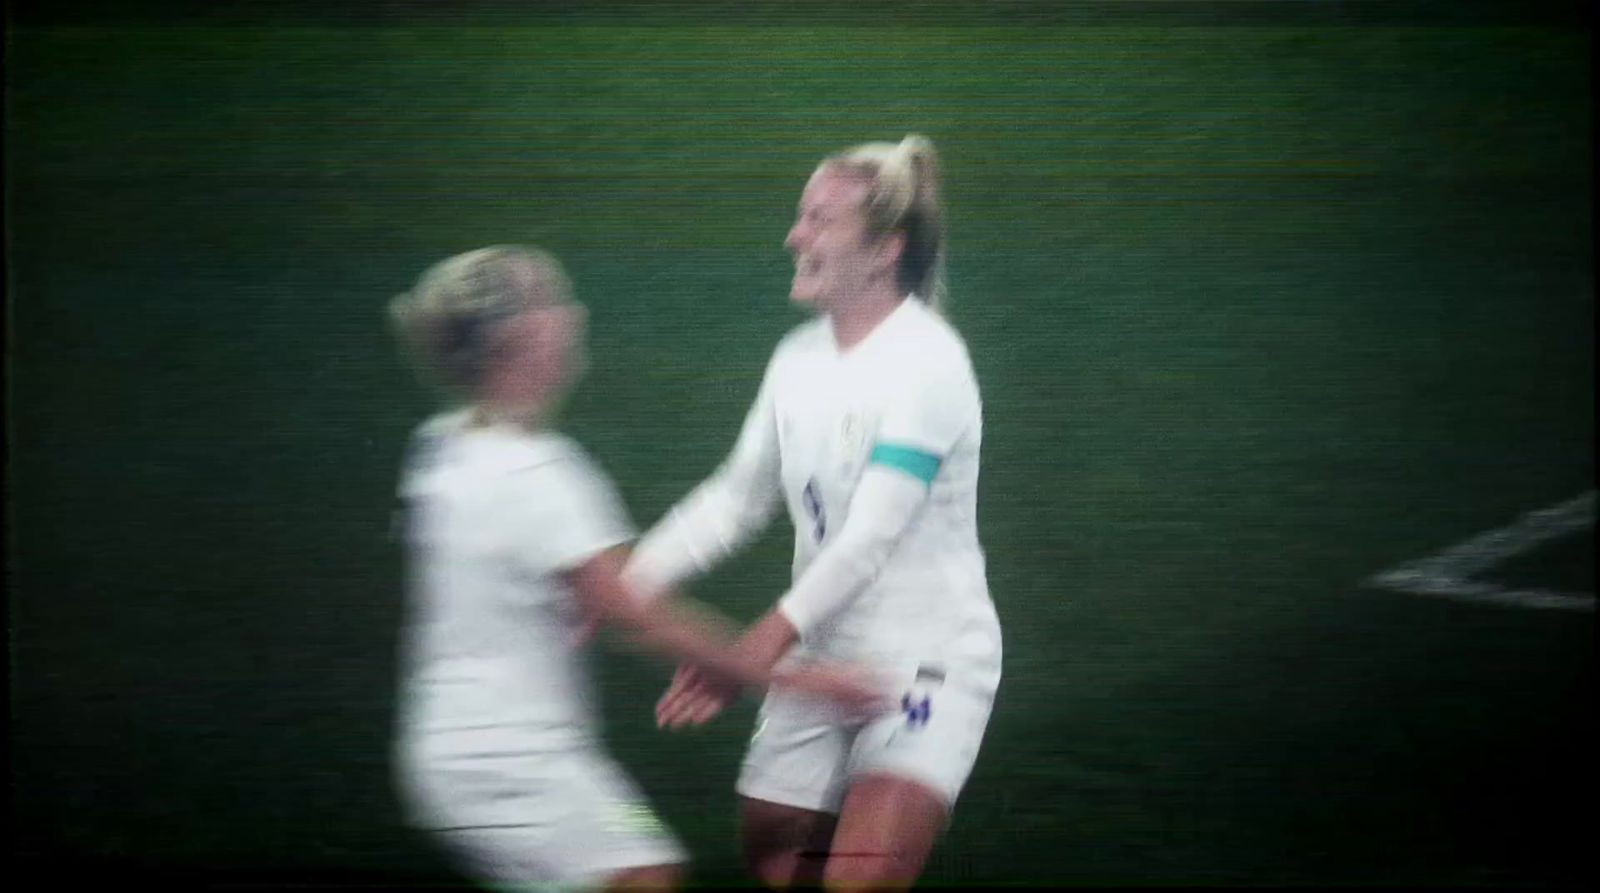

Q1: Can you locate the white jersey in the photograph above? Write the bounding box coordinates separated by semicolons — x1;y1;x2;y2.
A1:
772;300;998;675
394;410;634;760
629;298;1001;691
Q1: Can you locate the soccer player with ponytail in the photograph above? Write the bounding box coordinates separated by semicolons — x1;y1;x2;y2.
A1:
625;135;1002;890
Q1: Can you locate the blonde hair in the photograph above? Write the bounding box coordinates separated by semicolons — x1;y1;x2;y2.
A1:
822;133;947;311
388;245;571;396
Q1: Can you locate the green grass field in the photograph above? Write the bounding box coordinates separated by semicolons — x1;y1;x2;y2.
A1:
8;3;1593;888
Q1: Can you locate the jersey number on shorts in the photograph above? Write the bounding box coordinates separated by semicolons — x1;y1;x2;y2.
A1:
802;477;826;542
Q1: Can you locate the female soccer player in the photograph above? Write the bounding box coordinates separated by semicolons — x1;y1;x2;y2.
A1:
624;135;1003;890
387;245;889;893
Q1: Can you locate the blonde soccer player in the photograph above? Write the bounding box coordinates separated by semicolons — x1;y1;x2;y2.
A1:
387;246;891;893
624;135;1002;890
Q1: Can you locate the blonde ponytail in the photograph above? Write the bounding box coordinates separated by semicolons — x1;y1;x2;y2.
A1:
825;133;948;312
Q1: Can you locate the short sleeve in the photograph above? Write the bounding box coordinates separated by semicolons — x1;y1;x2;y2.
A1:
505;446;637;575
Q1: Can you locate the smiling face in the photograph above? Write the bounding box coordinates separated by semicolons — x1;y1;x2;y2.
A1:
784;166;901;313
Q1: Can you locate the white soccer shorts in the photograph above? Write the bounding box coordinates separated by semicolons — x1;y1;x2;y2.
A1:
735;661;996;815
399;744;687;892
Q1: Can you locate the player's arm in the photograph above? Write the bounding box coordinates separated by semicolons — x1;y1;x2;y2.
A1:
509;449;765;687
655;461;936;727
773;464;932;638
569;547;891;711
623;354;785;599
566;547;767;688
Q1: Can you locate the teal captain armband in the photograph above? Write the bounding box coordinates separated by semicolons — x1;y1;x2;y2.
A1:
869;443;943;485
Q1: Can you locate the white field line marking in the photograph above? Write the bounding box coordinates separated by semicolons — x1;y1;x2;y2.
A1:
1365;491;1595;612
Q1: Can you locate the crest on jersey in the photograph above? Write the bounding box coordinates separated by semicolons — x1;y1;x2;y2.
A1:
838;411;875;467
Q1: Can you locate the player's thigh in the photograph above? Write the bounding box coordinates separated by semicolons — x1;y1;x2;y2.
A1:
734;692;851;885
602;862;684;892
738;794;837;889
825;773;949;889
741;794;839;848
820;674;995;888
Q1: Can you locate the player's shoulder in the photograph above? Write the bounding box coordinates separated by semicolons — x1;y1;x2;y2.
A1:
398;413;608;511
411;407;473;443
512;431;631;525
480;429;619;516
899;298;968;350
424;411;588;476
400;408;471;478
893;300;976;376
499;428;597;479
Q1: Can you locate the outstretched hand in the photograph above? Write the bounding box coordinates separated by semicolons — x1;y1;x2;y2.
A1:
655;662;739;729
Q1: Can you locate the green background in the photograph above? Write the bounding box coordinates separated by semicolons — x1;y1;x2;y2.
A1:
8;2;1593;888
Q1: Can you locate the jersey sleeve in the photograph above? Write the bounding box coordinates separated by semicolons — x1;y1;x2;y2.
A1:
623;350;785;600
776;350;981;635
866;349;979;487
506;447;637;576
775;464;927;637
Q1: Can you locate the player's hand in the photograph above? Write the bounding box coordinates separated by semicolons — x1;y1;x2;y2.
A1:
771;662;896;721
655;663;738;730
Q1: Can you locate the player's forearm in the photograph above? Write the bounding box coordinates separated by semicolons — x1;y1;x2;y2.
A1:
571;548;771;690
776;466;926;637
625;472;777;598
774;543;880;640
614;596;774;691
732;609;801;672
